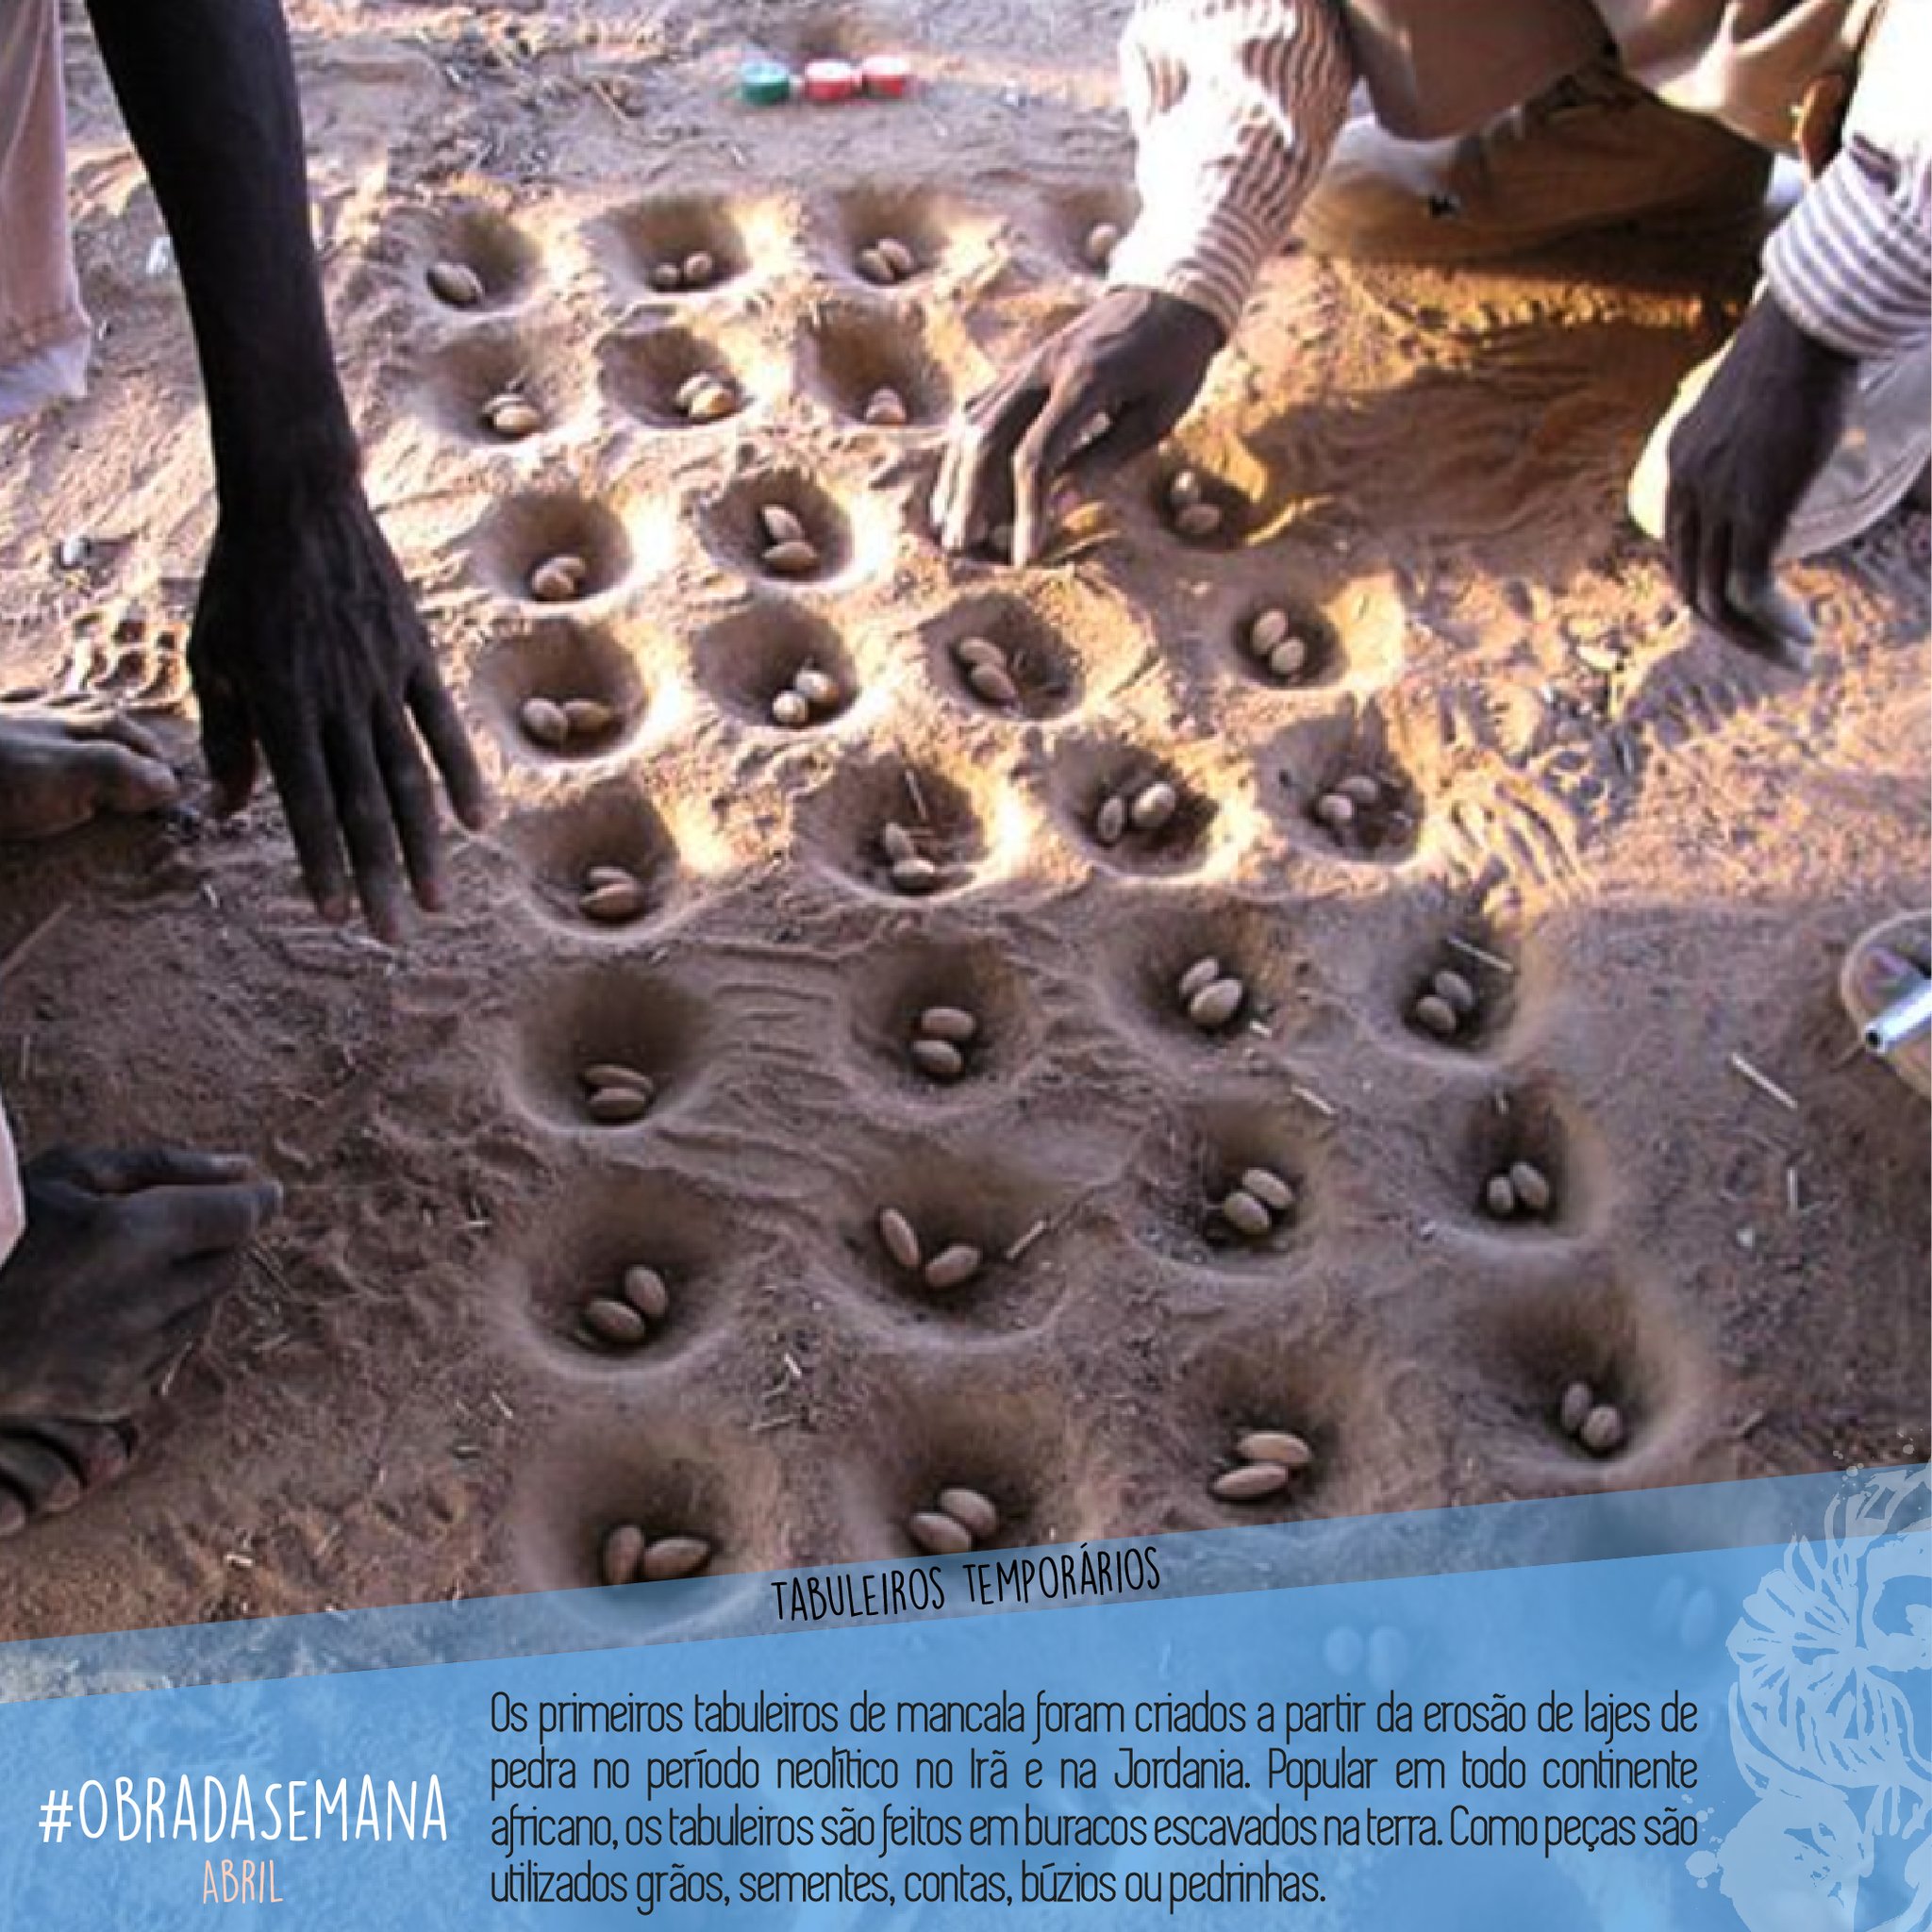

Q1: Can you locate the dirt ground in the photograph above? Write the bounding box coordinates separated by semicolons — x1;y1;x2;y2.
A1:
0;0;1925;1642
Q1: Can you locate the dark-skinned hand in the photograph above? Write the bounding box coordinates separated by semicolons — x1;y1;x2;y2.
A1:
0;1148;281;1424
934;289;1224;566
1665;293;1857;665
189;479;491;941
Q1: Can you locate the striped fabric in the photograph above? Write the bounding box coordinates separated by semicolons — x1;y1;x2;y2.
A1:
1108;0;1357;338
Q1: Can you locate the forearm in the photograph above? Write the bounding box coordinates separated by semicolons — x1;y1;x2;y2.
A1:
1108;0;1357;339
83;0;358;518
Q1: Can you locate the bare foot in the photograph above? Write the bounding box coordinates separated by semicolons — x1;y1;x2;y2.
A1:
0;1149;281;1534
0;711;180;842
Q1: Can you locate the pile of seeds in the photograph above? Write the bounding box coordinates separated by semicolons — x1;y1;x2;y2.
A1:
1483;1158;1554;1222
1215;1166;1295;1241
1311;772;1386;835
1164;469;1224;541
577;864;647;924
579;1062;656;1125
1411;966;1479;1041
480;390;542;440
650;248;718;292
757;504;821;576
770;663;843;728
1093;776;1179;848
600;1524;712;1586
1084;222;1121;271
519;694;619;752
908;1005;977;1083
908;1486;1001;1556
952;635;1022;709
427;259;484;307
527;551;590;603
1558;1381;1625;1457
879;820;956;896
856;236;918;285
877;1208;982;1291
1241;607;1317;682
1210;1428;1313;1502
673;370;740;424
1176;957;1247;1034
862;386;909;427
580;1264;671;1350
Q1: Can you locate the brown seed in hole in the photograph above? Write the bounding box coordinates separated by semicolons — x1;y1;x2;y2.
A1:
1168;470;1205;510
1130;781;1178;833
641;1534;711;1581
586;1088;653;1124
1241;1168;1294;1215
1337;774;1382;808
580;879;647;924
623;1265;671;1322
529;556;589;603
1220;1190;1274;1239
939;1486;1001;1541
1579;1405;1626;1457
1433;969;1478;1016
863;387;909;427
1267;639;1311;681
1177;957;1223;1004
759;505;806;546
1559;1381;1595;1438
954;637;1008;673
519;696;571;748
1313;792;1356;831
1236;1428;1311;1470
1094;795;1129;846
1247;608;1292;656
877;1208;923;1273
1413;993;1460;1039
874;237;916;278
771;690;811;728
793;668;841;710
924;1243;983;1291
650;260;685;292
910;1038;966;1082
891;856;941;895
1084;222;1121;270
918;1007;978;1044
1507;1161;1553;1215
908;1510;973;1557
762;539;822;576
582;1296;647;1347
1187;977;1246;1032
582;1062;655;1094
968;661;1020;707
561;698;617;737
585;864;638;892
680;250;717;288
856;246;895;286
1211;1461;1290;1503
427;259;485;307
881;822;919;862
1174;502;1224;540
482;393;542;440
1484;1174;1519;1219
599;1522;645;1587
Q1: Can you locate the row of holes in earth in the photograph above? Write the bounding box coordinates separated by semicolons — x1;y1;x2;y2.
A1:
411;186;1135;327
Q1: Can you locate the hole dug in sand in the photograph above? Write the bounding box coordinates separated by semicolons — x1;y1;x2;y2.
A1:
707;468;857;586
416;324;571;445
845;932;1033;1098
610;192;754;296
418;203;541;312
1106;899;1311;1055
1226;595;1342;691
510;965;710;1133
1133;1098;1314;1272
802;302;953;428
601;325;748;429
1402;928;1518;1053
1042;185;1139;277
1448;1082;1597;1239
1047;737;1218;875
475;617;645;764
693;603;860;732
800;757;991;902
924;594;1083;723
474;492;632;607
505;780;681;935
829;185;953;289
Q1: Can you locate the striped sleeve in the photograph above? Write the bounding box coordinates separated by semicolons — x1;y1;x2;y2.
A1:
1765;135;1932;358
1107;0;1357;339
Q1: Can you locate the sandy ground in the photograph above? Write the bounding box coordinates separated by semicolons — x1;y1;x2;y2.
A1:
0;0;1924;1642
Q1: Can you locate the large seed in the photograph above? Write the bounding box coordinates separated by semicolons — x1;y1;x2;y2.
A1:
891;856;941;895
1433;969;1479;1016
599;1523;645;1587
1338;774;1382;807
759;504;807;545
881;822;919;862
967;661;1020;707
1178;957;1223;1003
623;1265;671;1322
1484;1174;1519;1219
586;1087;653;1124
794;668;841;709
483;393;542;439
680;250;717;288
938;1487;1000;1541
582;1062;655;1094
560;698;617;737
1211;1461;1290;1503
954;637;1008;673
1084;222;1121;270
1187;977;1245;1031
771;690;811;728
1167;470;1205;510
855;246;894;285
683;379;738;424
529;558;587;602
863;387;909;427
1579;1405;1626;1457
1267;639;1311;680
427;259;484;307
1508;1161;1553;1215
1247;608;1292;656
1093;795;1129;846
580;879;647;923
641;1535;711;1581
1130;781;1179;833
1235;1429;1312;1471
1241;1168;1294;1214
910;1039;966;1081
520;696;571;748
908;1510;973;1556
585;864;639;891
877;1208;923;1273
650;260;686;291
762;539;822;575
1413;993;1460;1039
874;237;917;278
674;372;714;412
1174;502;1224;540
919;1007;978;1044
1559;1381;1595;1438
924;1244;983;1291
1220;1190;1274;1239
1313;792;1357;831
583;1297;647;1346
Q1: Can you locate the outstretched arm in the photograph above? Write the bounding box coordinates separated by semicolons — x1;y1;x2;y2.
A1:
82;0;488;937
